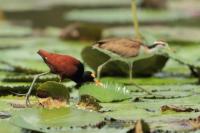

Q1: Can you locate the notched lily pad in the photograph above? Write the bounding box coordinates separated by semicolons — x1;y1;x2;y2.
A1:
36;81;70;102
82;46;168;77
79;84;131;103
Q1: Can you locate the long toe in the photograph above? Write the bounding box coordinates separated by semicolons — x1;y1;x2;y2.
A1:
25;95;30;107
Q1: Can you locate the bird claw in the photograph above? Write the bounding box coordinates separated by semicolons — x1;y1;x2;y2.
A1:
95;79;104;87
25;95;31;107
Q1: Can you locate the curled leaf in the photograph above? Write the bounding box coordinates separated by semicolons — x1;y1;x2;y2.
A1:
36;81;70;102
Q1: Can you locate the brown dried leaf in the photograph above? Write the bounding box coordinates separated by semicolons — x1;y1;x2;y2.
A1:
188;116;200;129
77;95;102;112
161;105;199;112
38;97;68;109
127;119;150;133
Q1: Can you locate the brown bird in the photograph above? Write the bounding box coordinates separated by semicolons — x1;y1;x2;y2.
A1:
25;49;98;106
93;38;170;79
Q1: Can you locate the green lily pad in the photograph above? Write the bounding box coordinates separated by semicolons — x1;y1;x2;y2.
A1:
103;26;200;43
81;46;168;77
36;81;70;101
65;8;199;26
0;0;131;12
79;84;131;103
0;120;21;133
0;82;31;94
2;74;58;82
10;108;104;133
0;22;32;37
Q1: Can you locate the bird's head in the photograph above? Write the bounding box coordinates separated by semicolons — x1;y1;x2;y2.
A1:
82;71;103;86
149;41;171;56
37;49;51;61
82;71;95;82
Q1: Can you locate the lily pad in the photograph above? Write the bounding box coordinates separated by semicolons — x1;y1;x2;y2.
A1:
10;108;104;133
103;26;200;43
65;8;200;26
36;81;70;101
79;84;131;103
0;120;21;133
81;46;168;77
0;22;32;37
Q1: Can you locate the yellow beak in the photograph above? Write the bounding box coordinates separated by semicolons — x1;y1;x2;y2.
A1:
91;72;103;87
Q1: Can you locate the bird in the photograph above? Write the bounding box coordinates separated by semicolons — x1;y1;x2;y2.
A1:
25;49;99;106
93;38;170;79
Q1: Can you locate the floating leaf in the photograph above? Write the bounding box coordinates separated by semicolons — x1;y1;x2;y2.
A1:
2;74;58;82
79;84;131;103
0;82;31;94
0;120;21;133
161;105;199;113
36;81;70;102
65;8;199;26
0;111;11;119
102;26;200;43
10;108;104;133
82;46;168;77
77;95;102;111
0;22;32;37
0;61;44;74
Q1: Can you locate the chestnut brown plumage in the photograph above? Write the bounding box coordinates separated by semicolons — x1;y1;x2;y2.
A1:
25;50;96;106
93;38;170;79
37;49;94;83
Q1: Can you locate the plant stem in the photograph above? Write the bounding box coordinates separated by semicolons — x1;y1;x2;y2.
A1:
131;0;141;41
0;10;5;21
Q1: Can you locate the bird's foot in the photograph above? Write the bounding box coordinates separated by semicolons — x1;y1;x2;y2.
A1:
94;79;104;87
25;95;31;107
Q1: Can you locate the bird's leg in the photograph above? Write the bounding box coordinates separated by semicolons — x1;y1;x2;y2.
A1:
97;59;113;79
128;62;153;95
128;62;133;80
58;76;62;83
25;72;49;107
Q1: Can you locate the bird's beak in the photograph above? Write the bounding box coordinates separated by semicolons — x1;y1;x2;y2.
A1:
91;73;103;87
91;73;96;78
94;79;104;87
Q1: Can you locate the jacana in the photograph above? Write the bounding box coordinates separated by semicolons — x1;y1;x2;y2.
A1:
25;50;99;106
93;38;170;79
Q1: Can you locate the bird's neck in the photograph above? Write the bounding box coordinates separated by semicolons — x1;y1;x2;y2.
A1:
139;45;152;55
144;46;159;54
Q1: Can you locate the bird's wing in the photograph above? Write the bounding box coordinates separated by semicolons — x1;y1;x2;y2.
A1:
47;54;81;77
94;38;143;58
